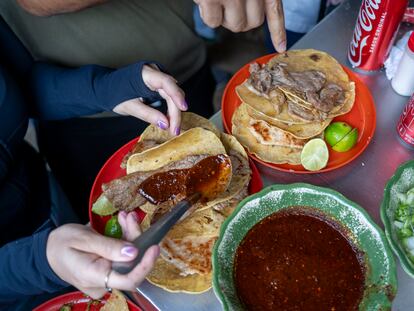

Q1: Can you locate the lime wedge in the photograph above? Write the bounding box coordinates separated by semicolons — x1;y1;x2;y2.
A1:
332;128;358;152
301;138;329;171
104;215;122;239
324;121;353;147
92;194;117;216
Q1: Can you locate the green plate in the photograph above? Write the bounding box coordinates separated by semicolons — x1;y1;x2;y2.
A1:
381;160;414;277
213;183;397;311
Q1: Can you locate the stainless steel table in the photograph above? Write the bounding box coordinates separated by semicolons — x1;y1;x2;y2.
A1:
132;1;414;309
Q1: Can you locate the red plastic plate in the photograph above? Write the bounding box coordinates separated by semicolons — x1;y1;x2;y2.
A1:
33;291;141;311
221;54;377;174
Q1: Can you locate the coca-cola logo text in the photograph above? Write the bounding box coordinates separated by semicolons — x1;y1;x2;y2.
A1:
348;0;382;67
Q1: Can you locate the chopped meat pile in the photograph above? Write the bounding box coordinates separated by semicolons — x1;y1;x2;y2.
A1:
248;62;345;114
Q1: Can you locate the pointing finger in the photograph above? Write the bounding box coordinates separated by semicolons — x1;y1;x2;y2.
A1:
265;0;286;52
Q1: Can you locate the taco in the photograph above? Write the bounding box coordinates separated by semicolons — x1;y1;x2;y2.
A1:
244;103;331;139
232;103;319;165
236;49;355;123
92;128;230;214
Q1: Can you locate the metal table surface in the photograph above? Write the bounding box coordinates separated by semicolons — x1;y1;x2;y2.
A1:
131;1;414;309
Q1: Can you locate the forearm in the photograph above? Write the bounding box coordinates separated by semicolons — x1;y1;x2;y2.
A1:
16;0;108;17
30;61;161;120
0;226;68;303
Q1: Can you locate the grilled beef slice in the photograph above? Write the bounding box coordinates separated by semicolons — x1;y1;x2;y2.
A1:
103;154;209;212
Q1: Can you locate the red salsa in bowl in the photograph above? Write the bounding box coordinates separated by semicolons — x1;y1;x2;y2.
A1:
234;207;365;311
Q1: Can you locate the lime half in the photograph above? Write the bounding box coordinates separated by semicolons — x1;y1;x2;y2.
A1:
301;138;329;171
92;194;117;216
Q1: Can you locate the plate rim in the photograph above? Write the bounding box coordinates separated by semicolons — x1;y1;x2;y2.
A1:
221;53;377;174
33;290;141;311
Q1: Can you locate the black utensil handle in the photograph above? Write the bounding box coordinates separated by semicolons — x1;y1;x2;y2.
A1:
111;197;195;275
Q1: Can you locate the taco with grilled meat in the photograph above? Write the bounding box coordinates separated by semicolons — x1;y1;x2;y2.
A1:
236;49;355;124
92;128;229;214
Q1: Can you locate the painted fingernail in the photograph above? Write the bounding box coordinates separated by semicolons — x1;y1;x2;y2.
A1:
157;120;168;130
277;40;287;53
175;127;181;136
182;101;188;110
121;246;137;258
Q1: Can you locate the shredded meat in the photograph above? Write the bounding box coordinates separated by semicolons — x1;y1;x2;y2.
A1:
247;62;345;115
318;84;345;110
249;63;272;94
287;101;317;121
290;71;326;92
103;154;209;212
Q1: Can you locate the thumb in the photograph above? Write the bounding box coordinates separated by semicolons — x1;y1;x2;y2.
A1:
71;229;138;262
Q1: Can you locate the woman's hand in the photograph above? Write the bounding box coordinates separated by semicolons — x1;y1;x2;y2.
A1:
46;212;158;299
113;65;187;136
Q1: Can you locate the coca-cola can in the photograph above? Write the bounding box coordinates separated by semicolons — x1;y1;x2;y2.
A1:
397;94;414;148
348;0;408;71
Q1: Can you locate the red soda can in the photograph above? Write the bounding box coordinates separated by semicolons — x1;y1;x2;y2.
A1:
348;0;408;71
397;94;414;147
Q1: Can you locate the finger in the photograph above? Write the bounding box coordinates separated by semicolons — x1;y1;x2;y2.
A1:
143;71;187;111
82;288;107;300
196;2;223;28
222;0;247;32
158;89;181;136
125;212;141;241
113;98;170;131
265;0;286;52
108;245;160;290
156;74;187;111
71;229;138;262
246;0;265;29
118;211;128;239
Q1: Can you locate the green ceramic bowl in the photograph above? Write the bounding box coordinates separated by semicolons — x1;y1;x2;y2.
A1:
381;160;414;278
213;183;397;311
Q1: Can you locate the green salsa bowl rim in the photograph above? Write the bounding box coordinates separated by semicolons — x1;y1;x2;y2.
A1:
380;160;414;278
212;183;397;311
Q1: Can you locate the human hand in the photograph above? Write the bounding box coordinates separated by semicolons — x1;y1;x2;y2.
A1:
194;0;286;52
113;64;187;136
46;213;159;299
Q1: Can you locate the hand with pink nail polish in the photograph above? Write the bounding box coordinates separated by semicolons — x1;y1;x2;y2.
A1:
46;222;159;299
113;64;187;136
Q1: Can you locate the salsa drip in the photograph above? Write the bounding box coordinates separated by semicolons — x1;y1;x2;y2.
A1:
138;154;231;205
234;207;365;311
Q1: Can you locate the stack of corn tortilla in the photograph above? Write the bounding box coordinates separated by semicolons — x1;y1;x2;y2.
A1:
232;49;356;165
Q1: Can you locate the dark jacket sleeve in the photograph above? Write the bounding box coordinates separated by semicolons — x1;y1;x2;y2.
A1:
0;223;68;304
30;61;162;120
